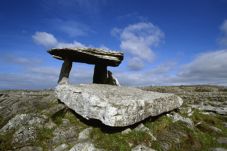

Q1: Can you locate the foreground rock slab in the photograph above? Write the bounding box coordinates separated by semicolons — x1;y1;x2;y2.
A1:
56;84;183;127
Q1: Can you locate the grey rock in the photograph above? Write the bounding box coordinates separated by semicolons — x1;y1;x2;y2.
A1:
134;124;156;141
131;144;156;151
54;144;69;151
78;127;93;140
0;90;55;124
48;47;124;67
211;148;227;151
12;126;37;145
17;146;43;151
121;128;132;134
191;104;227;115
42;103;66;117
105;70;120;86
210;126;222;133
56;84;183;127
44;120;57;129
0;113;47;133
62;118;71;127
52;126;78;145
58;58;72;85
196;122;222;134
167;112;194;127
224;122;227;128
69;141;104;151
217;137;227;144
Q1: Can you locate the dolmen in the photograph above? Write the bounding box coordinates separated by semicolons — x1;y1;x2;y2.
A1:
48;47;183;127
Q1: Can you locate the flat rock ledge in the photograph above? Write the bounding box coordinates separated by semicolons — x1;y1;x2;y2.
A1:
55;84;183;127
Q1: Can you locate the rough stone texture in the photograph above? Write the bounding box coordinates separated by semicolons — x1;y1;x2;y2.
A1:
131;145;156;151
0;113;47;133
42;104;66;117
211;148;227;151
58;59;72;84
12;126;37;145
217;137;227;144
121;128;132;134
0;90;55;126
16;146;43;151
1;86;227;151
55;84;183;127
224;122;227;128
134;124;156;141
52;126;78;145
54;144;69;151
69;141;104;151
195;121;222;134
192;104;227;115
78;127;93;140
48;47;124;67
167;112;194;128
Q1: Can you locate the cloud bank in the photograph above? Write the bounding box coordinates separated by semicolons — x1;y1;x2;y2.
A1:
219;20;227;46
32;32;86;48
112;22;164;70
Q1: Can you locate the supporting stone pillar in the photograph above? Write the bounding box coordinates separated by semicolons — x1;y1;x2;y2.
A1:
93;64;107;84
58;59;72;85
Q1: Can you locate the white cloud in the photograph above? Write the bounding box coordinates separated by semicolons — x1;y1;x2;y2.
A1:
32;31;86;48
115;62;176;86
219;20;227;46
115;50;227;86
1;49;227;89
178;49;227;81
0;56;94;89
1;54;42;66
119;22;164;62
32;32;58;47
127;57;144;70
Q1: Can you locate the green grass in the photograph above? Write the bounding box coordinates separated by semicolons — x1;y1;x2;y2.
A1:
35;128;54;151
64;111;88;130
0;131;14;151
145;115;173;135
0;116;3;129
90;128;154;151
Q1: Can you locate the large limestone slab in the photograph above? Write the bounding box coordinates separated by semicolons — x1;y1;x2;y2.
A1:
55;84;183;127
48;47;123;67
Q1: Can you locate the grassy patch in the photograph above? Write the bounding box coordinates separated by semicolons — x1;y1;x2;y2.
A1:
51;109;66;126
0;131;14;151
64;111;88;130
35;128;54;151
191;110;224;131
145;115;173;135
90;128;153;151
0;116;3;129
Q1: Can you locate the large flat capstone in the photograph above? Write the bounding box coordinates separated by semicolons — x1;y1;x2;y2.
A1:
56;84;183;127
48;47;123;67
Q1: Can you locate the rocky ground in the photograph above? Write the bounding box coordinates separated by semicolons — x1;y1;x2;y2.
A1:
0;85;227;151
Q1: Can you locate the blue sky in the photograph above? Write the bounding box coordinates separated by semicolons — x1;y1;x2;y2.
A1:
1;0;227;89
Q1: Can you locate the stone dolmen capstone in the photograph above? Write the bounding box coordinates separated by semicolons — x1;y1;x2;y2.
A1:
48;47;123;85
48;47;183;127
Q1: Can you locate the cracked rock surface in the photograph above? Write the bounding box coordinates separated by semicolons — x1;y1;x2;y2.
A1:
56;84;183;127
0;85;227;151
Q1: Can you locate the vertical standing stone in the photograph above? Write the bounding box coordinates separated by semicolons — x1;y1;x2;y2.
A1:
58;59;72;85
93;64;107;84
